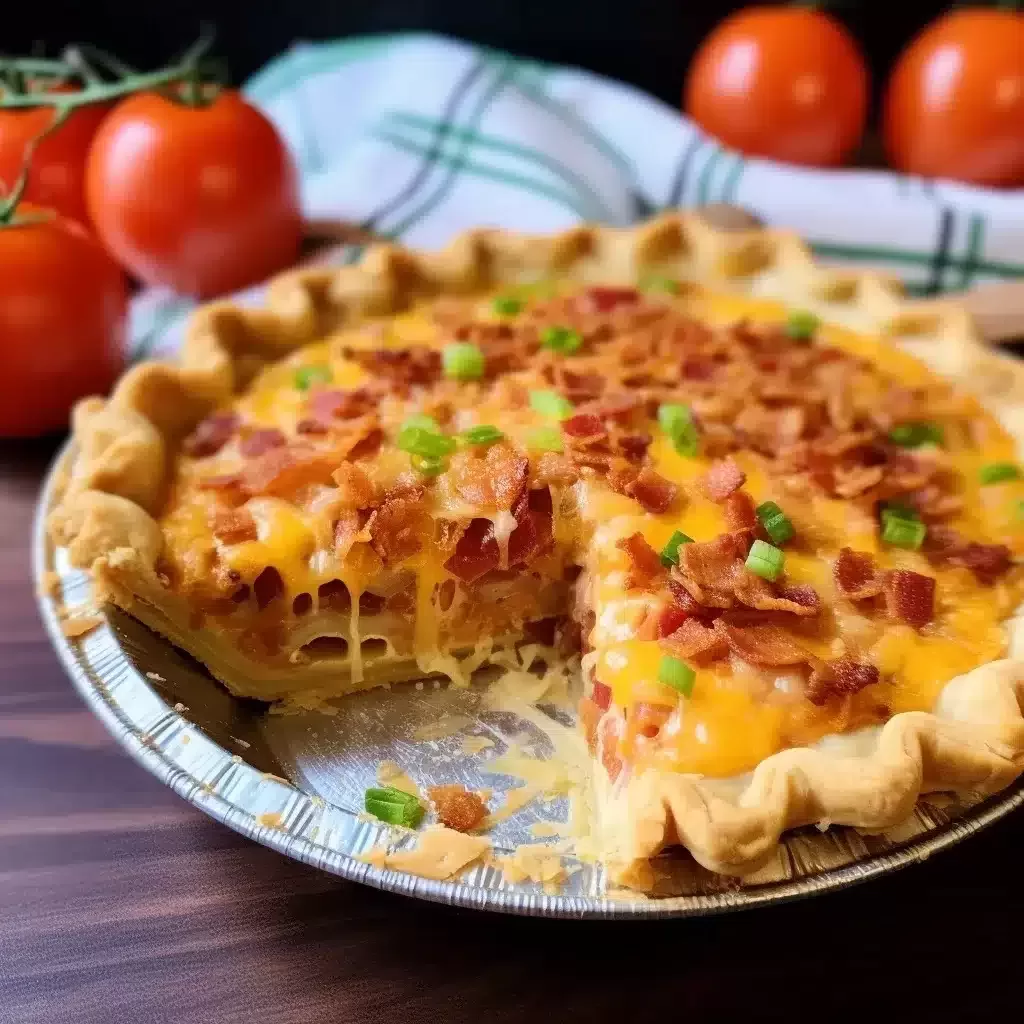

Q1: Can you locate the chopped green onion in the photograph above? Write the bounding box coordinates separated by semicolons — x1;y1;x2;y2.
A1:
401;413;440;433
657;402;700;457
442;342;485;381
411;453;446;477
364;786;424;828
888;422;944;448
785;309;820;341
397;425;457;459
492;294;524;316
529;389;574;420
1017;499;1024;521
540;324;583;354
640;273;680;295
745;539;785;581
294;364;332;390
881;515;927;549
881;500;920;522
755;500;795;546
979;462;1021;485
658;403;691;436
658;655;696;698
462;424;504;446
659;530;694;568
526;426;564;453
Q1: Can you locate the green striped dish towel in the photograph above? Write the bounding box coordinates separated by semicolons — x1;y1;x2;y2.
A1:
130;32;1024;361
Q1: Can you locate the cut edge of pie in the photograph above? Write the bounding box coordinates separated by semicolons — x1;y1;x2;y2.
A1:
47;211;1024;881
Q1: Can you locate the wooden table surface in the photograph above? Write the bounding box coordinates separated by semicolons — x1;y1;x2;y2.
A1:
1;438;1021;1024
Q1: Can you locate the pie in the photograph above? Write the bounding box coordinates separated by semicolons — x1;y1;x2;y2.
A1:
49;213;1024;884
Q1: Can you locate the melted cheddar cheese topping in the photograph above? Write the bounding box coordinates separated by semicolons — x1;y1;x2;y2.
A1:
158;285;1024;777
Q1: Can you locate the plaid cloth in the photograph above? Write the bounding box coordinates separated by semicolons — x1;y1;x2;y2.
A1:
131;31;1024;361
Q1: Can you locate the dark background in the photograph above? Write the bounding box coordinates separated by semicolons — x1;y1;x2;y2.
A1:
9;2;946;110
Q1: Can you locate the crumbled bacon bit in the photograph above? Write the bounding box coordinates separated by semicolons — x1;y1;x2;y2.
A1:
367;485;429;564
577;285;641;314
832;463;884;498
834;547;884;601
702;458;746;502
667;577;708;618
183;412;239;457
308;388;377;424
332;462;377;509
444;518;499;583
508;487;553;566
927;529;1013;585
210;508;257;544
617;434;652;460
592;680;612;710
428;785;488;833
345;426;384;462
677;533;744;588
608;465;678;514
733;576;821;616
295;417;328;435
561;413;606;440
239;446;339;498
344;346;442;390
661;617;728;663
806;660;880;706
617;532;664;591
724;490;757;532
239;428;286;458
555;368;606;403
450;442;528;511
715;620;810;667
884;569;935;629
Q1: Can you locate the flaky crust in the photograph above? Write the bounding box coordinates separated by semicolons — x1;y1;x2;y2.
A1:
48;211;1024;877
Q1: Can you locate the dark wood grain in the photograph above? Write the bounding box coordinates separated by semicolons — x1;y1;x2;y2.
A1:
1;438;1021;1024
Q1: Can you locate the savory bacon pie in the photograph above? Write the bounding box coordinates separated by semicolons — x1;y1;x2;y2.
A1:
49;214;1024;883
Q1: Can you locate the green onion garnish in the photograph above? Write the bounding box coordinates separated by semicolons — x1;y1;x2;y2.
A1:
462;424;504;446
785;309;820;341
659;530;694;568
640;273;680;294
294;364;332;390
658;656;696;698
755;500;795;546
529;389;574;420
979;462;1021;485
442;342;485;381
396;425;457;459
492;294;524;316
1017;499;1024;521
881;514;927;549
881;500;920;522
657;403;700;457
526;426;564;453
888;422;944;448
745;539;785;581
364;786;424;828
540;324;583;354
401;413;441;433
411;454;446;477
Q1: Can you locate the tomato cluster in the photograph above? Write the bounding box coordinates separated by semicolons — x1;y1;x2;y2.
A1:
0;52;301;437
684;5;1024;187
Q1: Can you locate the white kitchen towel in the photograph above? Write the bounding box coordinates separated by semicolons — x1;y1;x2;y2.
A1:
131;31;1024;361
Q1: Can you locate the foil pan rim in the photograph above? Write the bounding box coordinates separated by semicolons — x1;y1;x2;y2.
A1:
33;445;1024;919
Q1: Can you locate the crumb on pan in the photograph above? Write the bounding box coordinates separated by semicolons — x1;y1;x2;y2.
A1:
428;784;489;832
61;615;103;638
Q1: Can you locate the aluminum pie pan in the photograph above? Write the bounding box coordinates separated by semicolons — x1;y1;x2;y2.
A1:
35;445;1024;919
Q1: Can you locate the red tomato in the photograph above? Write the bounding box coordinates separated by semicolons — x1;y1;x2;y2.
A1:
684;6;868;168
0;208;126;437
85;90;302;297
883;9;1024;187
0;93;109;225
